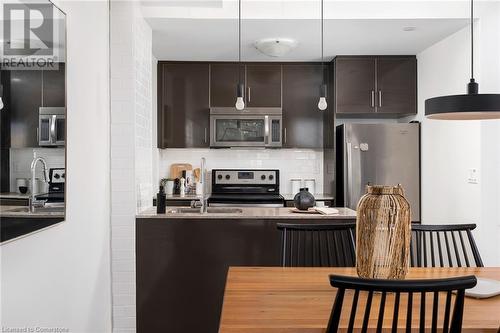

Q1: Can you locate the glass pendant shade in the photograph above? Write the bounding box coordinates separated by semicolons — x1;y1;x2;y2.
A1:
318;84;327;111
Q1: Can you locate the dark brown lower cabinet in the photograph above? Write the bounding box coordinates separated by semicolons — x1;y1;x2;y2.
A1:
136;217;355;333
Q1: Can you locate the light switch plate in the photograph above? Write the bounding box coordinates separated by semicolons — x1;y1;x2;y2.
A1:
468;168;479;184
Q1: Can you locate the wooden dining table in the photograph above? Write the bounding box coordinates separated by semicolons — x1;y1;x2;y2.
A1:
219;267;500;332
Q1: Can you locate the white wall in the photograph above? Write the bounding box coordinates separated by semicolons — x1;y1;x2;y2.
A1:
407;2;500;265
0;1;112;332
110;1;153;331
158;148;324;195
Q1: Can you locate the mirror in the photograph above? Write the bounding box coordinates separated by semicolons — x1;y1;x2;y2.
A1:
0;0;66;243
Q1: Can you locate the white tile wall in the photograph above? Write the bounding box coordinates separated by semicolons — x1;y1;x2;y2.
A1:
110;1;153;331
9;148;65;193
158;148;324;194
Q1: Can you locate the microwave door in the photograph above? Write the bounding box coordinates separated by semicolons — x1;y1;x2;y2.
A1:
211;116;267;147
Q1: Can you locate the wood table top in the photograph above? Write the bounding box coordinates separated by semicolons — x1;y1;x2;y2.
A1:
219;267;500;332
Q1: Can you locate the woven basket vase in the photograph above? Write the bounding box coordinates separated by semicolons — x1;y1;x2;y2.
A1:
356;185;411;279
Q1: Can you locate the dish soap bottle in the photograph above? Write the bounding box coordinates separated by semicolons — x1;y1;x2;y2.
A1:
156;185;166;214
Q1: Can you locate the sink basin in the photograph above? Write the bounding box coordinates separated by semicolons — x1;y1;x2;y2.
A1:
169;207;243;214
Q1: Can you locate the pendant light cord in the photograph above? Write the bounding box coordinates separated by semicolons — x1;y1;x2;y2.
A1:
470;0;474;80
238;0;242;85
321;0;324;85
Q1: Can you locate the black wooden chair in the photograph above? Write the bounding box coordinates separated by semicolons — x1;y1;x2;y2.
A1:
277;222;356;267
326;274;477;333
410;224;483;267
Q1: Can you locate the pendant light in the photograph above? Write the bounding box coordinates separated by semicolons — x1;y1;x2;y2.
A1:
0;85;4;110
425;0;500;120
235;0;245;111
317;0;327;111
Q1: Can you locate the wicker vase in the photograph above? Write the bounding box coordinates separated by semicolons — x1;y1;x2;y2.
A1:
356;185;411;279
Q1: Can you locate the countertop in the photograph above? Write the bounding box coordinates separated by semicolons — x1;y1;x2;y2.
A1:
0;205;65;218
137;206;356;220
282;193;334;201
0;192;31;200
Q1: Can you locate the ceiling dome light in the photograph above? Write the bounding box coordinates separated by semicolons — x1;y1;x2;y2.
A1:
254;38;298;58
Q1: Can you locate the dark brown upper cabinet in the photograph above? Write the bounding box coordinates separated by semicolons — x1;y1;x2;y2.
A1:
157;62;210;148
42;64;66;107
282;64;323;148
209;63;282;108
334;56;416;117
209;63;244;108
245;64;282;108
376;57;417;114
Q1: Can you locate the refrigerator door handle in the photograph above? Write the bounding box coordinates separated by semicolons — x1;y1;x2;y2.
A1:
346;142;353;208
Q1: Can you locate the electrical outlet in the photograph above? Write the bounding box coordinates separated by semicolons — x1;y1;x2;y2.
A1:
468;168;479;184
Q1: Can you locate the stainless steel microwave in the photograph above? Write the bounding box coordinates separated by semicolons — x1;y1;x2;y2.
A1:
210;108;282;148
39;107;65;147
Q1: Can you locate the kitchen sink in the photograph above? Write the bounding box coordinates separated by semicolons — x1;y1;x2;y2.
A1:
169;207;243;214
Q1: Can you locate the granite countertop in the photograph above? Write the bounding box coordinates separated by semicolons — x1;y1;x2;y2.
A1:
137;206;356;220
166;194;202;200
282;193;334;201
0;205;65;218
0;192;31;200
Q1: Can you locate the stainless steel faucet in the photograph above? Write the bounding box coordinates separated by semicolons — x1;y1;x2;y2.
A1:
30;156;49;212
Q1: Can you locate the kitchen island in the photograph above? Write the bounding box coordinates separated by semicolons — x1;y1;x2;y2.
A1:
136;206;356;333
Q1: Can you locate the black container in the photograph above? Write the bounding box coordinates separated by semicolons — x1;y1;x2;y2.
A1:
156;186;167;214
293;188;315;210
173;178;180;195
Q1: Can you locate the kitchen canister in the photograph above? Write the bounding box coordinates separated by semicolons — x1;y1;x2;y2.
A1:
16;178;29;194
304;179;316;195
165;180;174;195
290;179;302;195
356;185;411;279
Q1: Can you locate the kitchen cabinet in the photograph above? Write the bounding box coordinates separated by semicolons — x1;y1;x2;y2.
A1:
210;63;282;108
157;62;210;148
334;56;416;117
245;64;282;108
8;65;66;148
282;64;324;148
209;63;244;108
376;57;417;114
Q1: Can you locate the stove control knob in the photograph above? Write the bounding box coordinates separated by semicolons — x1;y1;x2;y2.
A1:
225;174;231;180
54;174;60;179
217;174;223;180
62;173;65;179
261;175;266;180
269;174;274;180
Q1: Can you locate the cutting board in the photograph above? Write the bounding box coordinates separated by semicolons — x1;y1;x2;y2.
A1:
170;163;192;179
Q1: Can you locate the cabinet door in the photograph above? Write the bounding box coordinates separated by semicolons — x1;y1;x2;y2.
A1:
10;70;42;148
335;57;376;115
282;64;323;148
376;57;416;115
42;64;66;107
246;64;282;108
210;63;244;108
158;63;210;148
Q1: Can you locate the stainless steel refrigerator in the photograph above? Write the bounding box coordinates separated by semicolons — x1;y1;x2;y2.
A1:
336;123;420;221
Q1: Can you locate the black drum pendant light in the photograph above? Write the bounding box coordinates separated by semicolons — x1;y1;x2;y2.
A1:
425;0;500;120
235;0;245;110
317;0;327;111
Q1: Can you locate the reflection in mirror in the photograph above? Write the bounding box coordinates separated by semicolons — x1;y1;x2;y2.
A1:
0;1;66;243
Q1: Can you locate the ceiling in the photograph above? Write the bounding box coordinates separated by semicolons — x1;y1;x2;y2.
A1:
149;18;470;61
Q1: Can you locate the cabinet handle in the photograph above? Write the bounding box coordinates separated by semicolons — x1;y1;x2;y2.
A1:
204;128;207;144
247;86;251;103
370;90;375;108
284;127;287;144
378;90;382;108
